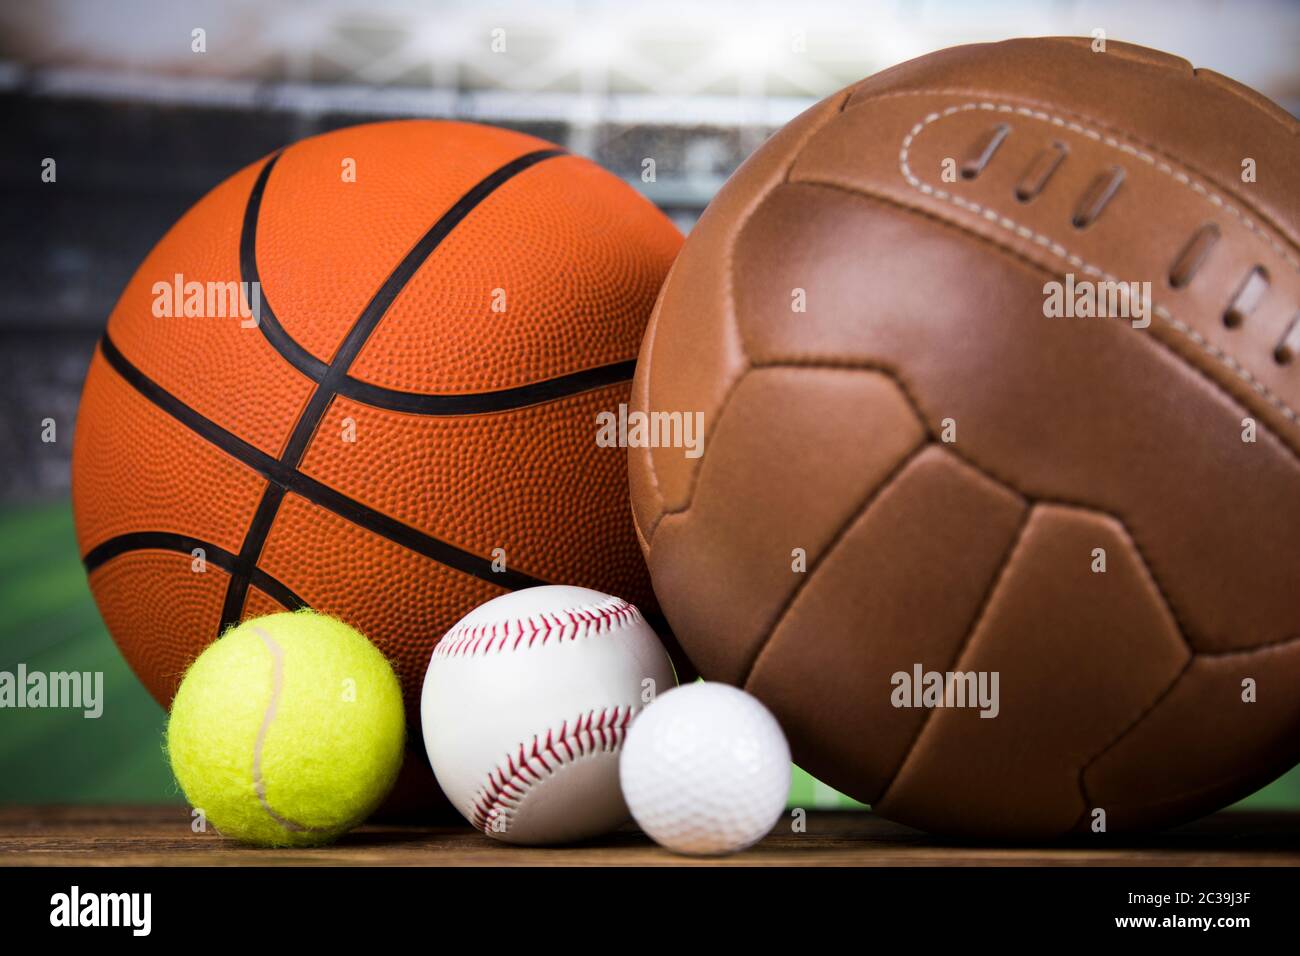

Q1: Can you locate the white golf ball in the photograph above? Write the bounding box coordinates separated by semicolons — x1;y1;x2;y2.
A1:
620;682;791;855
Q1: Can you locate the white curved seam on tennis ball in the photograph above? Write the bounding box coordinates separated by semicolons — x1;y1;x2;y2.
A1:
251;625;326;834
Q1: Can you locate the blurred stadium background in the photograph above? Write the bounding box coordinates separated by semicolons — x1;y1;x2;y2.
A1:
2;0;1299;811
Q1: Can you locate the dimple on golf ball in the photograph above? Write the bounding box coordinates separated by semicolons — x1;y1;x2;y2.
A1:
619;682;791;855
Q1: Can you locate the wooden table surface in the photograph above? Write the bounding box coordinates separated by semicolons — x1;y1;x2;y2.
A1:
1;806;1297;866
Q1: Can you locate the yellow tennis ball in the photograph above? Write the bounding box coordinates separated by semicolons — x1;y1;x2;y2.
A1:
167;610;405;847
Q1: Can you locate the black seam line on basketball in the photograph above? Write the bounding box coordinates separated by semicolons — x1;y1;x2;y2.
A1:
240;153;329;381
279;146;568;465
221;147;566;627
96;335;548;592
79;531;306;610
241;148;569;416
335;360;636;414
83;532;236;572
220;484;288;628
244;149;616;414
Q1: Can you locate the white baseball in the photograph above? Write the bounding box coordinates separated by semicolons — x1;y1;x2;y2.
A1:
421;585;677;845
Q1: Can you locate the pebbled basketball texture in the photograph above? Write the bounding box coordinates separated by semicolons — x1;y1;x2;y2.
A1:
629;38;1300;837
72;120;682;810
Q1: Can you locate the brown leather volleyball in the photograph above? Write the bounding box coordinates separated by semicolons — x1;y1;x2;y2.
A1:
628;37;1300;837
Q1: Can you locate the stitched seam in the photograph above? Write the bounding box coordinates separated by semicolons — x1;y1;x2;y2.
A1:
643;90;852;543
1070;657;1193;832
1073;631;1300;830
786;179;1300;463
432;597;642;658
630;500;652;555
1194;632;1300;657
1072;631;1300;832
848;85;1300;233
897;100;1298;426
633;261;676;512
741;440;930;687
751;358;1217;648
652;369;748;523
471;706;633;834
1190;67;1300;135
873;506;1034;809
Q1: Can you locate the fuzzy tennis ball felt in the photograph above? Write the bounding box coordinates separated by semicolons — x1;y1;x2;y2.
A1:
167;610;405;847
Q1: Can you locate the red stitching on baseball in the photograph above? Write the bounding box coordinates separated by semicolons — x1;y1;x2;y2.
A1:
432;596;642;658
470;706;635;834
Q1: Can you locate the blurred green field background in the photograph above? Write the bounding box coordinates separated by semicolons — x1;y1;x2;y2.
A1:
3;502;1298;813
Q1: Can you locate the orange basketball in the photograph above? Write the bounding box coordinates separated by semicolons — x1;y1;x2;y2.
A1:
71;120;682;788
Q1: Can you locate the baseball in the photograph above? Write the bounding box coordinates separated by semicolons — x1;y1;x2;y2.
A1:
420;585;677;844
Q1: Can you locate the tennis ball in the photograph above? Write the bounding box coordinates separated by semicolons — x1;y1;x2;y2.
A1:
167;610;405;847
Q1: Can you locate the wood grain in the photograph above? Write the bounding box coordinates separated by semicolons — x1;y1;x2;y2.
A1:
1;806;1298;866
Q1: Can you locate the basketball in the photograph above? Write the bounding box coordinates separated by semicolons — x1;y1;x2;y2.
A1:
71;120;682;788
629;38;1300;837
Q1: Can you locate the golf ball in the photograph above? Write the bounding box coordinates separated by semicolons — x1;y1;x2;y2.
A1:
620;682;791;855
